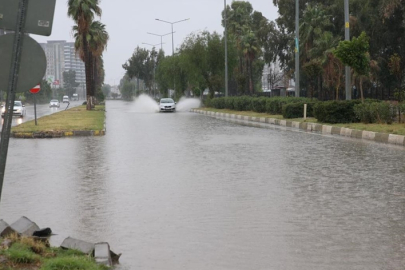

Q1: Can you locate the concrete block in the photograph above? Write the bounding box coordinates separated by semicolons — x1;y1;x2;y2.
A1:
375;133;390;143
267;118;276;124
292;121;300;129
280;120;287;126
260;117;266;123
61;237;95;255
243;116;249;121
331;127;342;135
0;220;15;237
94;242;112;267
362;131;376;141
351;130;363;139
388;134;405;145
298;122;307;130
322;125;333;134
10;216;40;236
340;128;352;137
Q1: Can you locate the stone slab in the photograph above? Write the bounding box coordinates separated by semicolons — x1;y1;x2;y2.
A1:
0;220;15;237
94;242;112;267
61;237;95;254
10;216;40;236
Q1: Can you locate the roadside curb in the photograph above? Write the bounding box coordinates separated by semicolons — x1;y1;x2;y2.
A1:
11;129;106;138
192;109;405;147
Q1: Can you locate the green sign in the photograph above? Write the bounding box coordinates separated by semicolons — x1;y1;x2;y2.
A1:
0;0;56;36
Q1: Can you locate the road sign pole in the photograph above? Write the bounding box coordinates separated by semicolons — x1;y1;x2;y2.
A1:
34;94;37;125
0;0;29;205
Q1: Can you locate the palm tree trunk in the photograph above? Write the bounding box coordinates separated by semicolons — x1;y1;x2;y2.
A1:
82;33;92;110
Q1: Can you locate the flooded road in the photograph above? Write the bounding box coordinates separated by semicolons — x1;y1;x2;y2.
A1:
2;99;405;269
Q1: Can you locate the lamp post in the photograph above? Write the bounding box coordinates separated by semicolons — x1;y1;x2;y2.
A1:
224;0;229;97
344;0;351;100
147;32;173;51
155;18;189;55
295;0;300;97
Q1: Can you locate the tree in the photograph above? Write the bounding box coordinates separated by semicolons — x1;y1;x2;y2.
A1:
334;32;370;102
68;0;102;110
102;84;111;98
63;70;80;98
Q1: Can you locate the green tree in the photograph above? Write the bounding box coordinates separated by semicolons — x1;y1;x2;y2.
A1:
102;84;111;98
334;32;370;102
63;70;80;98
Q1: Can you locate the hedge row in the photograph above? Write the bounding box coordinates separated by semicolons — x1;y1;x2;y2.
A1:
205;96;313;115
205;96;405;124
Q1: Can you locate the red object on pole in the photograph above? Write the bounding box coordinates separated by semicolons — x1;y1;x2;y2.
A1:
29;84;40;94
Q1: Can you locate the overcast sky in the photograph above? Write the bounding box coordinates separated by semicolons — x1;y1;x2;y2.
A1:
32;0;279;86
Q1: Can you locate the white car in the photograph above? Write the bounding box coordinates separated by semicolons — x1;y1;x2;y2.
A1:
1;100;26;118
49;99;60;108
159;98;176;112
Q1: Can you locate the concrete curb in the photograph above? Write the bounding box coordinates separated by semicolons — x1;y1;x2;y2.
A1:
192;109;405;147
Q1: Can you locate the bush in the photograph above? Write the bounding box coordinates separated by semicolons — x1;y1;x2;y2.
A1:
251;97;267;113
233;96;252;111
314;100;361;123
282;102;316;119
354;102;396;124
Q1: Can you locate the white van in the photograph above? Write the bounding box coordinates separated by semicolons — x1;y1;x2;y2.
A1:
62;96;69;103
72;93;79;101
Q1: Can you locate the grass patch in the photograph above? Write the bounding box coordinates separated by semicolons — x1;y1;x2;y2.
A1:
40;256;109;270
200;107;405;135
0;235;106;270
11;105;105;133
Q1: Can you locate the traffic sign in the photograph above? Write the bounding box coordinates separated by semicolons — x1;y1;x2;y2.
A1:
29;85;40;94
0;0;56;36
0;34;46;93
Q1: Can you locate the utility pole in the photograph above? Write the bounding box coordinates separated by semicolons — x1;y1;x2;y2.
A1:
224;0;229;97
344;0;351;100
295;0;300;97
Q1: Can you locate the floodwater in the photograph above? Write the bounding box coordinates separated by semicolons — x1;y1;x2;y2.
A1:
2;98;405;270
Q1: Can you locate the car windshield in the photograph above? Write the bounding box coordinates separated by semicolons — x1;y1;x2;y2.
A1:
160;99;174;104
14;101;22;106
51;100;58;102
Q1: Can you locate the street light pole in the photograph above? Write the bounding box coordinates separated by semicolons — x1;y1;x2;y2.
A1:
344;0;351;100
224;0;229;97
295;0;300;97
155;18;189;55
147;31;173;51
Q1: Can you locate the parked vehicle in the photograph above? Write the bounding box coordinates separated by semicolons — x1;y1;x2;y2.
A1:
159;98;176;112
62;96;69;103
49;99;60;108
1;100;26;118
72;93;79;101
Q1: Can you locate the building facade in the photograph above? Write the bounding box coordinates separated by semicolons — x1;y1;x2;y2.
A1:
40;40;86;98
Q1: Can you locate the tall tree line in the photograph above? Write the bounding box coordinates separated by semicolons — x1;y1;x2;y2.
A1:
123;0;405;101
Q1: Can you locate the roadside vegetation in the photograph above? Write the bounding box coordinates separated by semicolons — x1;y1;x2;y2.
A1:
203;96;405;135
11;105;105;133
0;234;107;270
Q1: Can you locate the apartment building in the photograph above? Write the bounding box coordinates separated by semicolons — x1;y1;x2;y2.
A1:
40;40;86;97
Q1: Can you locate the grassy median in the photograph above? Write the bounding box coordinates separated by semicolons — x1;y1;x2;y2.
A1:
198;107;405;136
0;234;108;270
11;105;105;133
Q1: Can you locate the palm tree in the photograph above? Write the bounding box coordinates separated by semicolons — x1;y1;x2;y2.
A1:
67;0;101;110
241;30;260;94
309;31;342;100
73;21;108;107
